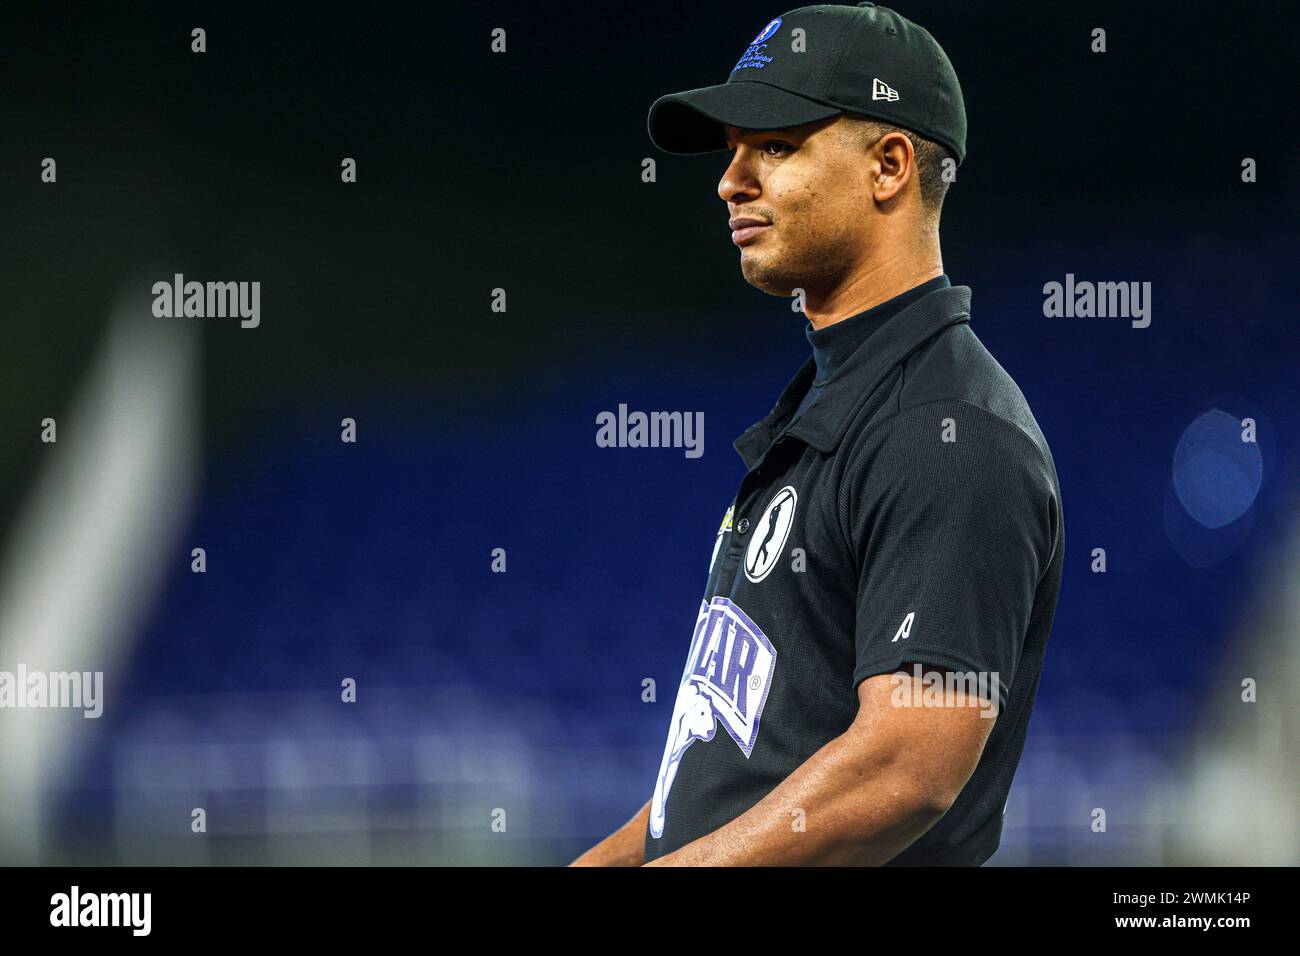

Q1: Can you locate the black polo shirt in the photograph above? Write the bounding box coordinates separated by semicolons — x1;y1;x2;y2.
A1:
644;284;1064;865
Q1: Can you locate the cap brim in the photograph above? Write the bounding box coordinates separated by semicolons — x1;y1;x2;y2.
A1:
647;81;842;154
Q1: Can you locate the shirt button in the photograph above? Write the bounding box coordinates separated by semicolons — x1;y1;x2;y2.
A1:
736;518;751;534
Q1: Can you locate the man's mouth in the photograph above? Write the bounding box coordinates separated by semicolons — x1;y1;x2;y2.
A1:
729;216;771;247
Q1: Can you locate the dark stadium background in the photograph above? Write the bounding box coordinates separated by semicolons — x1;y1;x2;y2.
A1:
0;1;1296;864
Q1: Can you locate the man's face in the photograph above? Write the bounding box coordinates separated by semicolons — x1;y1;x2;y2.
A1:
719;117;874;297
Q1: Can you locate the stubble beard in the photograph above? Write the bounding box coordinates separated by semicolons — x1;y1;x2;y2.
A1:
740;231;851;300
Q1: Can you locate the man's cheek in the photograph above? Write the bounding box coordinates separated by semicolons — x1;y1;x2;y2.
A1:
771;187;816;234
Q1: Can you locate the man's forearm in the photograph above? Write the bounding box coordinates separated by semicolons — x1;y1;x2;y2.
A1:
643;728;950;866
569;800;650;866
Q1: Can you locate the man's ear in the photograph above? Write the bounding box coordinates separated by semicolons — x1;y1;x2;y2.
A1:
871;131;915;204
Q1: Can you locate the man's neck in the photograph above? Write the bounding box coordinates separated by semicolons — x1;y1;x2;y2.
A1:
803;246;943;330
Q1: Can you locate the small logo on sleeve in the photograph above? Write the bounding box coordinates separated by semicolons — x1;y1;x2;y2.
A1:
890;611;915;642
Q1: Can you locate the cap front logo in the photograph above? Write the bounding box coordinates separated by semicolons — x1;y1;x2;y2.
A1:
751;17;783;43
732;17;781;73
744;485;798;583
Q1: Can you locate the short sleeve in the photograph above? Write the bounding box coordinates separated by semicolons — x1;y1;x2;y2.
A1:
843;401;1058;710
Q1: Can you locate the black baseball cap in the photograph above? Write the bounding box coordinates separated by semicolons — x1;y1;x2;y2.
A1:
647;3;967;164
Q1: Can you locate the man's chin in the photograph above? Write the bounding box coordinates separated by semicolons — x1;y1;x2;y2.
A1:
740;257;797;297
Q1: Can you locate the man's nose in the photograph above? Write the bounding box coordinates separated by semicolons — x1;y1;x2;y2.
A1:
718;149;761;204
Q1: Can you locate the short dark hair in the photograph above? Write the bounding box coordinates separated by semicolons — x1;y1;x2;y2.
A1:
839;115;953;224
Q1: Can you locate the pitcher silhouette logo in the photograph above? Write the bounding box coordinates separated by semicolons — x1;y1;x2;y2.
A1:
649;597;777;839
744;485;797;583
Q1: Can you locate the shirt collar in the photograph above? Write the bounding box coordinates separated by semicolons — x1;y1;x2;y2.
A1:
805;274;951;387
732;284;974;471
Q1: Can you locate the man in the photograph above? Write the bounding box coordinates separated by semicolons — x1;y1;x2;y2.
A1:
572;2;1063;866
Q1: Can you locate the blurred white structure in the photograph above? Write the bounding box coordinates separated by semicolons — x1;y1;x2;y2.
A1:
1176;503;1300;864
0;299;199;863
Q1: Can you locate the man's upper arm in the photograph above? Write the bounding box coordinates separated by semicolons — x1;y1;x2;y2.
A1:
843;400;1058;709
850;669;996;813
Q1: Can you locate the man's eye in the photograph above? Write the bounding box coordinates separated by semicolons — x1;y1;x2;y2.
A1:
762;141;794;156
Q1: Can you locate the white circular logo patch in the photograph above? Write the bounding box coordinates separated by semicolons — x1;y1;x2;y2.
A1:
744;485;798;583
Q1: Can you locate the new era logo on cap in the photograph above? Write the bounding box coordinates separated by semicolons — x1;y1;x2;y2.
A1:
872;78;899;102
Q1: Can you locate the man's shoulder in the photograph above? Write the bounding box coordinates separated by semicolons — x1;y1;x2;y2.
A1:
834;316;1064;571
892;321;1054;471
834;318;1059;502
